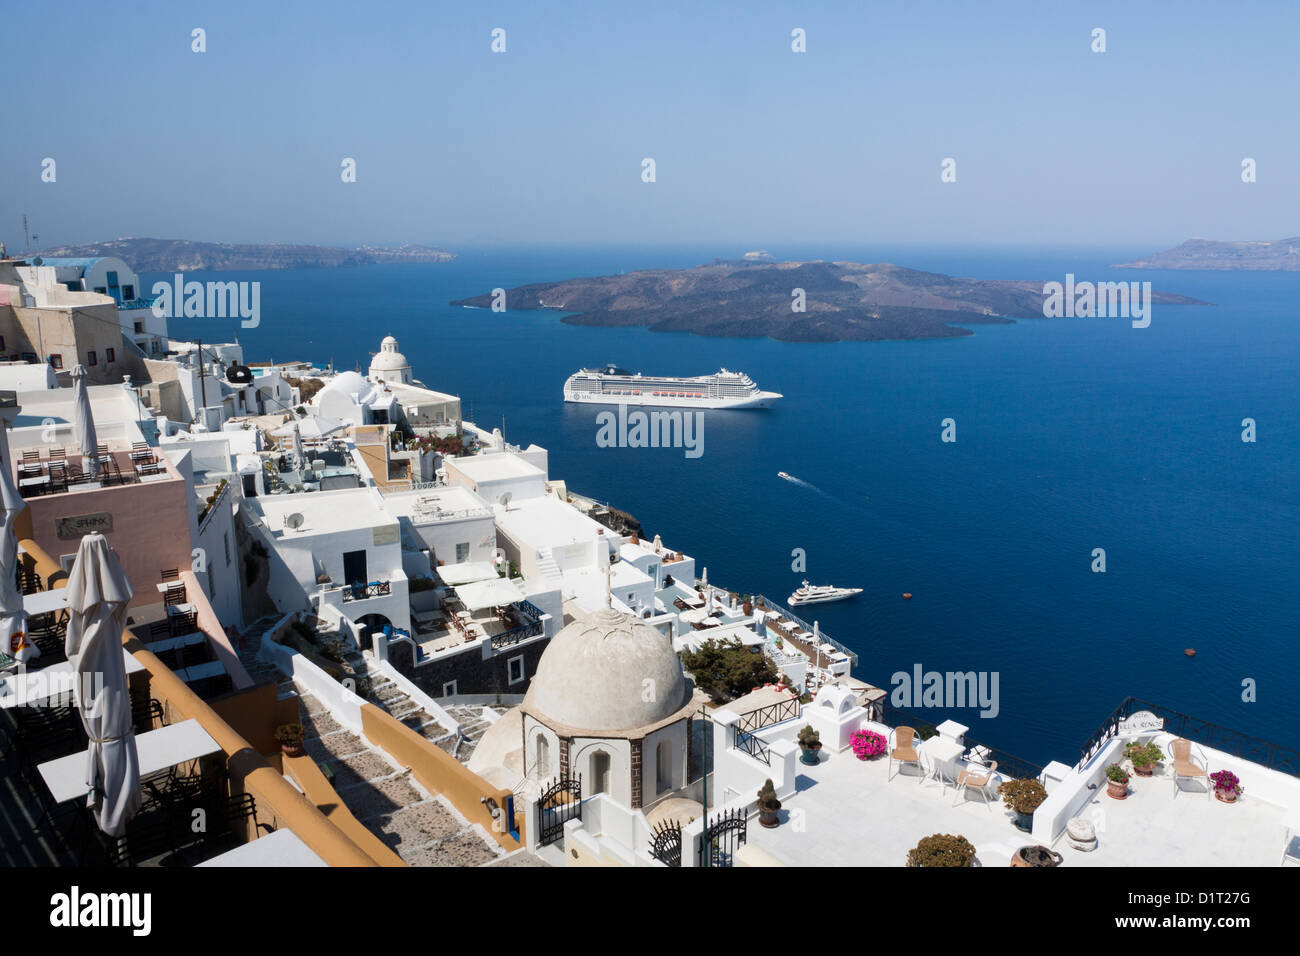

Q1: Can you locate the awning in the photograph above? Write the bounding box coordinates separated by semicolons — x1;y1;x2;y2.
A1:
456;577;524;611
271;416;347;439
437;561;500;586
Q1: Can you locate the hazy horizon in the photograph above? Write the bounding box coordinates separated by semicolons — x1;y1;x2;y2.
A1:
5;0;1298;250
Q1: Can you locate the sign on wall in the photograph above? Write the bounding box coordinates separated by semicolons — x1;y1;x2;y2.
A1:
372;525;399;546
55;512;113;539
1117;710;1165;738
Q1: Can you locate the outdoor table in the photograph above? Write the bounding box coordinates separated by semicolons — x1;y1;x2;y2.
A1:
197;827;327;867
920;735;965;791
23;589;70;616
145;631;206;654
18;475;49;493
165;602;197;617
36;718;222;804
156;581;187;594
0;650;146;708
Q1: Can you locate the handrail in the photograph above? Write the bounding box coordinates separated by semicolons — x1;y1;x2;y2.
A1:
732;725;771;766
735;697;799;733
752;594;859;666
880;703;1046;782
1077;697;1300;777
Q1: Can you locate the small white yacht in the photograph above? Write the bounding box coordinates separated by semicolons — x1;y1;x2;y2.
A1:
787;581;863;606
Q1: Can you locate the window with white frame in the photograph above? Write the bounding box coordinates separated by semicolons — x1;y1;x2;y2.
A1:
442;680;458;697
507;655;525;685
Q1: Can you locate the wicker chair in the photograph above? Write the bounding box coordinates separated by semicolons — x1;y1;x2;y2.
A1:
889;726;922;782
1168;738;1210;800
952;760;1000;809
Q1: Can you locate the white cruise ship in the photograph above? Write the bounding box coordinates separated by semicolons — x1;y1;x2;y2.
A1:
788;582;863;606
563;365;781;409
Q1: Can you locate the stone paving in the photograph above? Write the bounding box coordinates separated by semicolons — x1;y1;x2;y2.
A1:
234;614;530;866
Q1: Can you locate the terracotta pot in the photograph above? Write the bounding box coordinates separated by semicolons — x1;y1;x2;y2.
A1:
1214;789;1238;804
1107;779;1128;800
1133;763;1154;777
758;809;780;828
743;602;754;616
1010;845;1063;868
280;741;304;758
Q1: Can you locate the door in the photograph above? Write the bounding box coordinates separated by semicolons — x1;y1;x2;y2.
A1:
342;549;367;586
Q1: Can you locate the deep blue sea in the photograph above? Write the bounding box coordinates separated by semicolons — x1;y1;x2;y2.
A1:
153;243;1300;767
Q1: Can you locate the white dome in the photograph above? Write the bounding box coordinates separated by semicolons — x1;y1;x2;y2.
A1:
316;370;368;400
530;608;691;733
369;335;410;372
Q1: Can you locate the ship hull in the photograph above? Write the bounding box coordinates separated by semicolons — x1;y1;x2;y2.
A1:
788;589;863;606
563;389;781;410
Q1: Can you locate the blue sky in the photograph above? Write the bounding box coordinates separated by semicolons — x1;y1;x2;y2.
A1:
3;0;1298;249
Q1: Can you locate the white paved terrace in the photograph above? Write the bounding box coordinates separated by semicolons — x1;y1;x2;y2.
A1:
746;747;1292;867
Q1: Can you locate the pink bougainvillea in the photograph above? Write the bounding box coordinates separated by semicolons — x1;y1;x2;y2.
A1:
851;729;887;760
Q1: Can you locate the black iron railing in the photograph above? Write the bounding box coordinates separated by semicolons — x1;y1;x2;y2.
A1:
342;580;391;603
880;703;1046;782
1077;697;1300;777
491;618;544;650
732;726;771;766
735;697;799;733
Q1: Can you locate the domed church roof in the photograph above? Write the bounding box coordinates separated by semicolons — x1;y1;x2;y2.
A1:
529;608;692;733
370;335;410;372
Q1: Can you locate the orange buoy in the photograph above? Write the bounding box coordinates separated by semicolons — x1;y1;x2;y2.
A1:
902;593;913;600
1184;648;1196;657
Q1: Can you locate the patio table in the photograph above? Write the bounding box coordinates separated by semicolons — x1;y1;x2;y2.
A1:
0;649;146;708
920;735;965;791
197;827;327;867
36;718;221;804
23;589;70;616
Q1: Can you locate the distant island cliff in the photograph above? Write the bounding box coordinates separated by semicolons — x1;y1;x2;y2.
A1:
451;259;1205;343
34;237;455;272
1117;237;1300;271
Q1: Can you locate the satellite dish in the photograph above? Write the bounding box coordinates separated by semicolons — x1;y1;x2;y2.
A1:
31;256;43;266
226;364;254;384
285;513;304;530
498;492;512;508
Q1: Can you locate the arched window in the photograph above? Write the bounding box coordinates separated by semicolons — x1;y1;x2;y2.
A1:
590;751;611;795
656;738;673;794
535;735;550;778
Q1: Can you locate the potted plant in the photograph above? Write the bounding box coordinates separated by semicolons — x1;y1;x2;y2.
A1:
1105;764;1130;800
275;723;306;757
1209;770;1244;804
756;779;782;828
906;833;977;868
850;729;887;761
1124;741;1165;777
797;725;822;765
997;778;1048;831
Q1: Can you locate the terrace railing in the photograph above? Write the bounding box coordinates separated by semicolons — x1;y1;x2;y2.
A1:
735;697;799;733
342;580;392;603
732;726;771;766
880;703;1046;783
752;594;859;666
1077;697;1300;777
489;600;547;650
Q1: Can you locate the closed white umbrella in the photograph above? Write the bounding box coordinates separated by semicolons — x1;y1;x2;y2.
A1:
71;364;99;478
64;533;140;837
0;426;36;664
292;423;305;471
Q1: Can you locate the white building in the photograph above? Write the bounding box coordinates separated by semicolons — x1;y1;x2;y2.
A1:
20;256;168;357
445;451;548;505
247;485;411;638
368;335;411;385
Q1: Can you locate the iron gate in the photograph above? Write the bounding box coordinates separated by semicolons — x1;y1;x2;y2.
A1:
536;775;582;847
648;818;682;867
698;807;747;867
